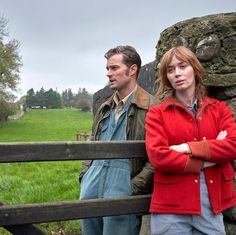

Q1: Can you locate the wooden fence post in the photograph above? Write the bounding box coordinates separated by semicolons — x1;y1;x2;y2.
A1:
75;131;90;141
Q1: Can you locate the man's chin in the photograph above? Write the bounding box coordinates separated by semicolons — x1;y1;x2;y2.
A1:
109;85;117;91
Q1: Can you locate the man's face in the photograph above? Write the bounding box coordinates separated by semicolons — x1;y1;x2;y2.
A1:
106;54;131;92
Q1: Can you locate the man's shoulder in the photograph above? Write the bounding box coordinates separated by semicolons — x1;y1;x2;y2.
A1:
135;86;159;108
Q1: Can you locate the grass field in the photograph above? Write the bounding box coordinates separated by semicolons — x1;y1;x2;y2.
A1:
0;109;93;235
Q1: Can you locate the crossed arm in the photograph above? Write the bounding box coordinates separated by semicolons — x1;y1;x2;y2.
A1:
169;130;227;168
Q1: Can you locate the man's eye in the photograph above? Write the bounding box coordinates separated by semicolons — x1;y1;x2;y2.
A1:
111;66;118;70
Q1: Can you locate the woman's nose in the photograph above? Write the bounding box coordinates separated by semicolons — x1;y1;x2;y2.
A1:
174;67;181;76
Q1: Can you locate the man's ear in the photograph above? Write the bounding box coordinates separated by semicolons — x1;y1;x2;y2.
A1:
129;64;138;76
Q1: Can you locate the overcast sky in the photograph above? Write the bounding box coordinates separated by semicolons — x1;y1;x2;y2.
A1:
1;0;236;98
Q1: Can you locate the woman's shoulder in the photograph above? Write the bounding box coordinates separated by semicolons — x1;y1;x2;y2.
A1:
203;96;227;107
203;97;233;114
148;98;172;113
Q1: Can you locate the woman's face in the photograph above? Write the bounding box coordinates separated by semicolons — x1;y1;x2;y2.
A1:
166;55;196;95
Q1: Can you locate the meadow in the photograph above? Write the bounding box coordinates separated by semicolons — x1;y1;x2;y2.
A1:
0;109;93;235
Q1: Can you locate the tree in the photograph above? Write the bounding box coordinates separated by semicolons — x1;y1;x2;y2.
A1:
61;88;74;108
25;88;36;107
74;88;92;111
44;88;62;108
0;15;21;121
35;87;47;107
0;97;15;121
25;87;62;109
0;15;22;100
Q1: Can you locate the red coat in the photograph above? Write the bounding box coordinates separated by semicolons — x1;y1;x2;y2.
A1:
145;96;236;215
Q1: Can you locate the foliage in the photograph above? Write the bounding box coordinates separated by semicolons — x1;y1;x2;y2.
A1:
0;15;21;123
25;87;93;111
26;87;62;109
0;97;16;121
0;15;22;100
61;88;74;107
62;88;93;111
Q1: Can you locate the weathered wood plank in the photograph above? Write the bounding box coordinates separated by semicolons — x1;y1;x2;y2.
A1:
0;141;146;163
0;202;45;234
3;225;45;235
0;195;151;226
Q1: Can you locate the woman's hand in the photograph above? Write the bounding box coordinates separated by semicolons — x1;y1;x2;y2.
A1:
169;143;191;154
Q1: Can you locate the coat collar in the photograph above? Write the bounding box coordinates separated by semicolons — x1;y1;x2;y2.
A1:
162;96;216;111
100;85;151;111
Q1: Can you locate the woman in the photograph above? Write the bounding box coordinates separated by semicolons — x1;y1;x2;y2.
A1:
145;46;236;235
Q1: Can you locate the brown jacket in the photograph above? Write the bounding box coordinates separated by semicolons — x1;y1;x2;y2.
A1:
79;85;158;195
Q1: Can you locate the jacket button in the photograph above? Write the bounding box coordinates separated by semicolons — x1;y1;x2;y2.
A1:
209;180;214;184
202;137;206;140
194;138;197;141
194;179;198;183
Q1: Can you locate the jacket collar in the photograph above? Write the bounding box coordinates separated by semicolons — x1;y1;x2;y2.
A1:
100;85;151;111
162;96;215;111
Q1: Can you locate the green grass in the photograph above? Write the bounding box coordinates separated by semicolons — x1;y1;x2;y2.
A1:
0;109;93;234
0;109;92;141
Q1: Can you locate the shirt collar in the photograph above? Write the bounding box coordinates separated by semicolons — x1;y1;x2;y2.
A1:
113;85;137;106
175;94;198;110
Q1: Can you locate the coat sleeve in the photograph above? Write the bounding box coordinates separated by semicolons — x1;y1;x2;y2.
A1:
79;159;92;182
188;102;236;163
145;106;202;173
131;161;154;195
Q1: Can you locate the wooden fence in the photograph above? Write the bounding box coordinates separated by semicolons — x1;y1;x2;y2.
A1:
0;141;151;234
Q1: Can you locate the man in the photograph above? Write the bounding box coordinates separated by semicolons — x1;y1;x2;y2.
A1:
79;45;157;235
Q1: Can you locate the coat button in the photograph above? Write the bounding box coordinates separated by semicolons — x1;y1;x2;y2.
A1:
194;138;197;141
209;180;214;184
194;179;198;183
202;137;206;140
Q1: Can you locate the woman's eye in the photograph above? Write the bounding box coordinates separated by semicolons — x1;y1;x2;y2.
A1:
167;68;174;73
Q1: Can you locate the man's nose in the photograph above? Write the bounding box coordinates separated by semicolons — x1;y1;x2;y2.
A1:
106;69;112;77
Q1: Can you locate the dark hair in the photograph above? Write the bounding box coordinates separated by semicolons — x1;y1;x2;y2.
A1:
157;46;206;101
104;45;142;76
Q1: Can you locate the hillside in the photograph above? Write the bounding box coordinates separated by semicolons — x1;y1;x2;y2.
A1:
0;109;92;142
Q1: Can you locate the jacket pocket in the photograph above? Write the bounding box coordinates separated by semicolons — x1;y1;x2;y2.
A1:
154;173;181;207
221;164;236;201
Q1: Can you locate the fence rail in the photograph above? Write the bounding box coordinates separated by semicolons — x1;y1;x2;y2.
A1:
0;141;146;163
0;141;150;234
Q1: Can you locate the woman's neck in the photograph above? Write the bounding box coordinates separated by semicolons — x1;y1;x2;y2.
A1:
175;91;195;106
